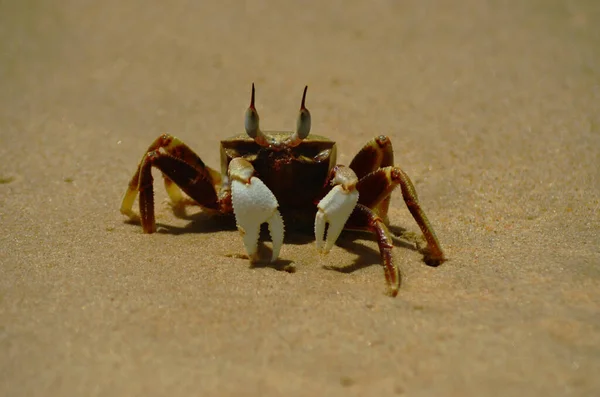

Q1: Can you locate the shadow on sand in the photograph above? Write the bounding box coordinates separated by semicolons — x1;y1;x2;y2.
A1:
123;206;436;274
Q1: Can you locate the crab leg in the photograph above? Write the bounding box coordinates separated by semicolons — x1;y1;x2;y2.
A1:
349;135;394;179
349;135;394;222
135;151;221;233
357;166;445;265
229;158;284;262
315;165;359;254
345;204;400;297
120;133;221;219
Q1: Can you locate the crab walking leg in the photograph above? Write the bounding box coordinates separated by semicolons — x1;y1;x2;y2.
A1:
348;135;395;221
357;166;445;265
346;204;400;297
121;133;221;217
137;151;220;233
349;135;394;179
315;165;359;254
229;158;284;262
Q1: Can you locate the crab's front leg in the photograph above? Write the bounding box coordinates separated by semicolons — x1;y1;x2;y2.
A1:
315;165;359;254
229;158;284;263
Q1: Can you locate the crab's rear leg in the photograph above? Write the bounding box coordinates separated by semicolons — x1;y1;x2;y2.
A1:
120;134;221;220
228;158;284;263
357;167;445;265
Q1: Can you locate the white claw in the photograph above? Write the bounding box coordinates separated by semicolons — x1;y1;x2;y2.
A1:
315;167;359;254
229;158;284;262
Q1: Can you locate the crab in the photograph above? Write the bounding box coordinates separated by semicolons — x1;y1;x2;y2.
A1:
120;84;445;296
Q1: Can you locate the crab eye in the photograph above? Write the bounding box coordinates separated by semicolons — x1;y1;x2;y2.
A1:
245;83;260;138
245;108;260;138
296;86;311;139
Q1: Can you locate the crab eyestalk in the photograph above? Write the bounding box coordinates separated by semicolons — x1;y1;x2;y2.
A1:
285;86;311;147
245;83;270;147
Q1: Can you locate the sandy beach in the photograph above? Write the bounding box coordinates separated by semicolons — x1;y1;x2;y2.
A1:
1;1;599;395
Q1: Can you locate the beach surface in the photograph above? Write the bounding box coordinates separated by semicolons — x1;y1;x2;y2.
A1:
1;1;599;396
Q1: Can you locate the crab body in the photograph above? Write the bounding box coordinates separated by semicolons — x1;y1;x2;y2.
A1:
120;84;445;296
221;132;335;217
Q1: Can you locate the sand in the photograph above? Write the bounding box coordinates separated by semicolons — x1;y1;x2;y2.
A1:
1;1;599;396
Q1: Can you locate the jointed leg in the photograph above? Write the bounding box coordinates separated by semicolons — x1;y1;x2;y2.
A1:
135;151;222;233
120;133;225;233
349;135;394;179
346;204;400;297
357;166;445;265
349;135;394;222
120;134;221;218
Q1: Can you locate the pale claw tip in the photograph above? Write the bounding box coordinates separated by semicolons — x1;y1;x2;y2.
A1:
268;211;284;262
230;159;285;263
314;185;359;254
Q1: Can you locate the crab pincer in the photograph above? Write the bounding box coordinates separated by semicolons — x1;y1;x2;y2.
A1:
229;157;285;263
315;165;359;254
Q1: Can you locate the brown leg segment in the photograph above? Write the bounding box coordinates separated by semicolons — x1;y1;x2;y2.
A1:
343;136;445;294
357;166;445;265
135;150;222;233
120;134;221;217
346;204;400;297
349;135;394;178
349;135;394;221
121;134;221;227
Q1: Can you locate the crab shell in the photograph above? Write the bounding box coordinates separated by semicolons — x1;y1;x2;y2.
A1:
225;131;359;267
221;132;336;217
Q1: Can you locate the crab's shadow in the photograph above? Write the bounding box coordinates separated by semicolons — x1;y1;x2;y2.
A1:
157;208;238;235
322;226;420;275
125;207;436;274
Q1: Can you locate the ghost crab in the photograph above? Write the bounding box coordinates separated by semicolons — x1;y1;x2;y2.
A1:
120;84;445;296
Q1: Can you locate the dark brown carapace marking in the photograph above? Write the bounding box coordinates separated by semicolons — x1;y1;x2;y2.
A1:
221;133;335;212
